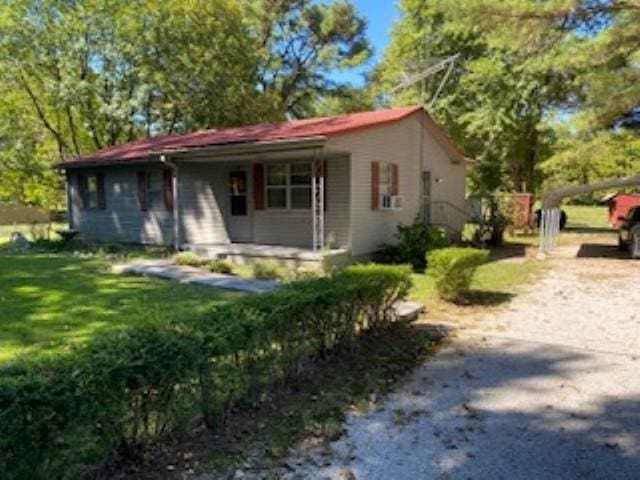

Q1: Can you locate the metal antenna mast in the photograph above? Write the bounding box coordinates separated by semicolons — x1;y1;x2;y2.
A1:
391;54;460;108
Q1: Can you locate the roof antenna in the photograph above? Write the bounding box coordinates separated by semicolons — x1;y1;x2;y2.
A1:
391;54;460;109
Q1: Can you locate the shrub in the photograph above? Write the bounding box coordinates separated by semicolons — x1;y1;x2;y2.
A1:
207;259;233;274
0;264;412;478
173;251;205;267
376;221;449;272
427;247;489;301
252;261;286;280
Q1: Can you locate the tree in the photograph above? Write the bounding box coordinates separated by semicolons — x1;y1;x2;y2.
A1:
0;0;268;160
377;0;566;196
247;0;372;117
429;0;640;131
0;89;63;209
541;129;640;203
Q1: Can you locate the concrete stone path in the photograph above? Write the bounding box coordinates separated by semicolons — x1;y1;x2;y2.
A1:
113;259;280;293
279;237;640;479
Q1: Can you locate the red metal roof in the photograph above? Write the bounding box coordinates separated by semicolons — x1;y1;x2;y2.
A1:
58;105;448;167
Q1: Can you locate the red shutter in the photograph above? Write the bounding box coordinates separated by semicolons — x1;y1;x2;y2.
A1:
371;161;380;210
137;171;148;211
97;173;106;209
391;163;399;196
253;163;264;210
76;173;86;210
163;169;174;211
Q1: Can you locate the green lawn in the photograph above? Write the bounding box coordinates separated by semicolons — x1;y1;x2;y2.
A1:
0;254;240;363
411;257;546;304
563;205;611;230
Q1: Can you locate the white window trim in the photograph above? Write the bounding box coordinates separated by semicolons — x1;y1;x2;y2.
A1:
265;162;312;211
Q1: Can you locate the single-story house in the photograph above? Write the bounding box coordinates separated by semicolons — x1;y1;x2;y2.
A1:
57;106;467;267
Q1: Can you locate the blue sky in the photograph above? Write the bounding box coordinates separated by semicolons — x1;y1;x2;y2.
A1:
330;0;399;86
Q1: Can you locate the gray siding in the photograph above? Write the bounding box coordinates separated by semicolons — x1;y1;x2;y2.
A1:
68;157;351;249
252;156;351;248
68;165;173;245
178;163;230;244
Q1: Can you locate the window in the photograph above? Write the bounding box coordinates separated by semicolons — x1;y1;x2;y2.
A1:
379;162;392;197
378;162;393;209
147;171;163;208
79;173;104;210
266;163;312;209
290;163;312;209
86;175;99;209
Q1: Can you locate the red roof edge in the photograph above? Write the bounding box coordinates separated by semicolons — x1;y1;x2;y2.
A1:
55;105;467;168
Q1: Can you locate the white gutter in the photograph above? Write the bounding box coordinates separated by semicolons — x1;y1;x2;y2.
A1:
160;154;180;251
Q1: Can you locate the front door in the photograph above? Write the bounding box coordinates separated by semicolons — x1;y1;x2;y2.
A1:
227;168;253;242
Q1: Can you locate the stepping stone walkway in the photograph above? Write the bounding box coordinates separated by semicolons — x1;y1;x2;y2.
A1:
112;259;280;294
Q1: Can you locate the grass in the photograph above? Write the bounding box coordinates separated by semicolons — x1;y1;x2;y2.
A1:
563;205;611;230
0;253;240;363
411;254;546;306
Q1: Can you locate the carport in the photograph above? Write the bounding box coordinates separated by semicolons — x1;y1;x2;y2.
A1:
539;173;640;254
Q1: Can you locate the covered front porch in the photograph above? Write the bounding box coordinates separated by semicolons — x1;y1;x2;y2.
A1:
168;137;351;267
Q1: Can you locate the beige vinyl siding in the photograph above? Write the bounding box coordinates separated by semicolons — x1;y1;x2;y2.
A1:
69;165;173;245
324;155;350;248
326;111;465;257
422;119;467;233
251;156;350;248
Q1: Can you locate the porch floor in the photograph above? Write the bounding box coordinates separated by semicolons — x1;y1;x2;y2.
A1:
182;243;349;261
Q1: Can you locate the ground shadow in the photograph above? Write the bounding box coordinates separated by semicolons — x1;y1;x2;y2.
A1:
324;339;640;480
486;243;528;262
577;243;630;259
455;290;514;307
565;227;616;234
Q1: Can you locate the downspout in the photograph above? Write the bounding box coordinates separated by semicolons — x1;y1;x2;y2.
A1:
160;155;180;251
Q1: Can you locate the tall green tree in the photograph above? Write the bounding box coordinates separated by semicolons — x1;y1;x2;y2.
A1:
247;0;372;117
0;89;63;209
430;0;640;131
0;0;267;160
377;0;567;196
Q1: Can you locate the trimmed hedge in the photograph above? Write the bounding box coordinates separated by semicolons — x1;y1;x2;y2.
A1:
427;247;489;301
0;264;411;478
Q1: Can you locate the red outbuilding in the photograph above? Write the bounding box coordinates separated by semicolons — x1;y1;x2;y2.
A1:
601;193;640;227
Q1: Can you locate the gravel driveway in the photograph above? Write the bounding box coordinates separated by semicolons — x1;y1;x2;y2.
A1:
284;239;640;479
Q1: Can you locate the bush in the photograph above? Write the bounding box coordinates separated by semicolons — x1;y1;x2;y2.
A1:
173;251;205;267
427;247;489;301
0;264;412;478
207;259;233;274
376;221;449;272
252;261;286;280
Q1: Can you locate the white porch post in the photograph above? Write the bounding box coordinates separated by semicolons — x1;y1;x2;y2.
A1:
311;148;325;252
